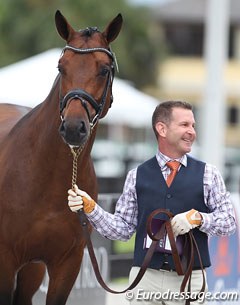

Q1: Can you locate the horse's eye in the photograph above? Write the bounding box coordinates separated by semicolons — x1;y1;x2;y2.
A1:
57;64;64;74
99;66;110;77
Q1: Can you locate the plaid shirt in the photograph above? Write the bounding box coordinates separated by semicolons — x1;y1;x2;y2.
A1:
88;151;236;241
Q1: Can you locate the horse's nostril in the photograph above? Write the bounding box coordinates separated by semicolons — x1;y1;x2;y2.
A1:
59;119;89;146
79;121;87;134
59;120;66;134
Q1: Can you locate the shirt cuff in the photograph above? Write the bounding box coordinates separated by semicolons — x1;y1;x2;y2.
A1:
198;212;212;233
86;203;101;219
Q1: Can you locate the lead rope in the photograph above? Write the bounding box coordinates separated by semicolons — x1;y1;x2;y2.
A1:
68;135;162;293
69;127;95;228
67;128;151;293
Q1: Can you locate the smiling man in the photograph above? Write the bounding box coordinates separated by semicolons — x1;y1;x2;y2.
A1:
68;100;236;305
154;103;196;158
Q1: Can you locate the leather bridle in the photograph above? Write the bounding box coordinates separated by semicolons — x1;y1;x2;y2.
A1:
59;45;116;128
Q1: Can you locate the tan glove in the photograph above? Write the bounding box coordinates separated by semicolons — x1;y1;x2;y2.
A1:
171;209;202;236
68;185;96;214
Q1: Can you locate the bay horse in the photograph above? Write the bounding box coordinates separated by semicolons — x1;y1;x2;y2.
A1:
0;10;122;305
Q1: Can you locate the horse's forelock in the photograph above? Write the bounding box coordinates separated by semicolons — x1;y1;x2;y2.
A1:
81;27;100;37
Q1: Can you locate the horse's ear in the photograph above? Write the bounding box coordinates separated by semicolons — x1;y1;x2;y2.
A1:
103;13;123;43
55;10;75;42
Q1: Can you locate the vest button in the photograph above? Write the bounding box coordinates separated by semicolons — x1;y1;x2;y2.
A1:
166;194;172;199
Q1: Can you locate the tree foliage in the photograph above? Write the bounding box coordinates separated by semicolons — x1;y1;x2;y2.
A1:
0;0;165;88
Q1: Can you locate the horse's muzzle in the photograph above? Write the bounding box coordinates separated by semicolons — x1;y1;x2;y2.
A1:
59;118;89;146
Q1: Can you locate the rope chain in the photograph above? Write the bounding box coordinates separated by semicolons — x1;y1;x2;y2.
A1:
70;146;84;190
69;125;96;190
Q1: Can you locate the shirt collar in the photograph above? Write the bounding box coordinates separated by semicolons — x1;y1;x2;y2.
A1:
156;150;187;169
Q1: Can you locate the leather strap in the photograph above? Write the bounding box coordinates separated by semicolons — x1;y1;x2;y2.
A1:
78;208;206;302
78;210;157;293
146;209;185;275
147;209;206;303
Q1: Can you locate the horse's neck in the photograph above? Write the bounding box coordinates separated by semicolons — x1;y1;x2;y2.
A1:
0;82;99;203
2;84;95;173
21;88;65;153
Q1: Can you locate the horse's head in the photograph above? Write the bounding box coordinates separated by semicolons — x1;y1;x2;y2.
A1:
55;10;123;147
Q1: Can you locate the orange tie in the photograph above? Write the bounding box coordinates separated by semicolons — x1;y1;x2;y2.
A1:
166;161;180;187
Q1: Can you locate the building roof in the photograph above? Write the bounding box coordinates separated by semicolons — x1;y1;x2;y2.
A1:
152;0;240;24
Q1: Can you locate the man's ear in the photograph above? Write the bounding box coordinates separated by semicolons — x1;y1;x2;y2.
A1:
155;122;167;137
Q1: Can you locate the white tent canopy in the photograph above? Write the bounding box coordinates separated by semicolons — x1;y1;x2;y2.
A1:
0;49;60;107
0;49;159;127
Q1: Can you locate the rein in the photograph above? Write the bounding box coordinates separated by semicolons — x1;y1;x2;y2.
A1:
74;192;206;302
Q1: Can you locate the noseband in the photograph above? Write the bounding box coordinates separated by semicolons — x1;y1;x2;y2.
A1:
59;45;116;128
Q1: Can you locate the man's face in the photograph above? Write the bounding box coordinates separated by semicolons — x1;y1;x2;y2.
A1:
158;107;196;158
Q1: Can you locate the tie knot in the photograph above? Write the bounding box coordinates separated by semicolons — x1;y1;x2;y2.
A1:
166;161;180;171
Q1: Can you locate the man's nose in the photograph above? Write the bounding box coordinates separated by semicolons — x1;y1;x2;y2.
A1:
188;126;196;135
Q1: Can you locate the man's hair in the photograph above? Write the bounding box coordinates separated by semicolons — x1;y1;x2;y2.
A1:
152;100;193;138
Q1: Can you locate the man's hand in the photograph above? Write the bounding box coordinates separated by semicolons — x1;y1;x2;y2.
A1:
68;185;96;213
171;209;202;236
